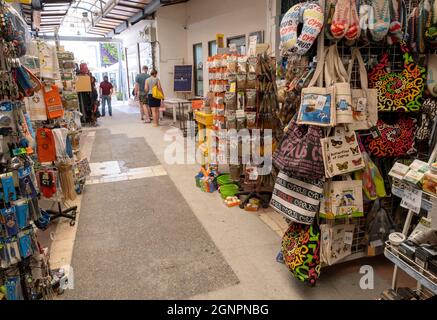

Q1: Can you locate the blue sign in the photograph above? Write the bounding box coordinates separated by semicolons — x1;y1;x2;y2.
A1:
174;65;193;92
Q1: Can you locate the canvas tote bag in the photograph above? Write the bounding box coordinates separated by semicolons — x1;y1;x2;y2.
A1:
270;171;324;225
321;126;365;178
298;47;336;127
320;176;364;219
320;223;356;265
324;44;354;124
346;48;378;131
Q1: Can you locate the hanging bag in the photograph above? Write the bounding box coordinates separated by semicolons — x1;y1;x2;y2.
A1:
272;121;325;180
365;117;417;157
324;44;354;124
281;222;321;286
270;171;324;225
43;84;64;119
347;48;378;131
320;223;356;265
320;175;364;219
368;41;426;112
320;126;365;178
298;48;336;127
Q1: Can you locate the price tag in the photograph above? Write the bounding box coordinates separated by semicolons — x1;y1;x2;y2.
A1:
344;231;353;245
400;187;422;214
315;95;327;110
370;126;381;139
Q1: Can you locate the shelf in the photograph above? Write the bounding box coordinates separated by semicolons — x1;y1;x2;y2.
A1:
391;178;436;212
384;242;437;295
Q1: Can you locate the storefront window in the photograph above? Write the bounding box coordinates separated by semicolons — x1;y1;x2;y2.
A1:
208;40;217;56
193;43;203;97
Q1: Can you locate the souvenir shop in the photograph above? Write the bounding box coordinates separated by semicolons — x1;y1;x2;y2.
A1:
194;0;437;300
0;1;90;300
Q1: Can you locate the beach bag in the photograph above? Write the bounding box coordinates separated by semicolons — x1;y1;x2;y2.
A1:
365;118;416;157
324;44;354;124
298;47;336;127
368;41;426;112
43;85;64;119
320;223;355;265
347;48;378;130
270;171;324;225
36;128;56;163
354;151;387;200
321;126;365;178
282;223;321;286
272;121;325;179
320;176;364;219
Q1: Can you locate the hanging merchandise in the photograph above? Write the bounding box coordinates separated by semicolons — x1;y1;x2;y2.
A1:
36;128;56;163
427;54;437;96
57;162;77;201
320;177;364;219
320;223;356;265
368;42;426;112
387;0;406;45
369;0;391;41
272;121;325;180
38;169;57;199
354;151;387;200
43;85;64;119
346;48;378;131
365;117;417;157
270;171;324;225
321;126;365;178
331;0;361;40
279;1;324;56
281;223;321;286
416;97;437;140
324;44;354;124
23;90;47;121
367;199;396;246
298;48;336;127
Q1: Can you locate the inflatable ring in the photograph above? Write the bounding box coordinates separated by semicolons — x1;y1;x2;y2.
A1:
280;2;324;56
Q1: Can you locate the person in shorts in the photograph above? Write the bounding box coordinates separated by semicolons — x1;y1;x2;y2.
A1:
144;69;164;127
135;66;152;123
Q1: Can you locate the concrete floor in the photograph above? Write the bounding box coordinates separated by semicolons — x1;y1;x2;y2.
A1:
42;103;415;300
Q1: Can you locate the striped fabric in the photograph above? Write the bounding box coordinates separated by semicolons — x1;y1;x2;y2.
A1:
270;171;324;225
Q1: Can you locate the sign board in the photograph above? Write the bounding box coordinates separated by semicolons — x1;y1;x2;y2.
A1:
216;34;225;48
174;65;193;93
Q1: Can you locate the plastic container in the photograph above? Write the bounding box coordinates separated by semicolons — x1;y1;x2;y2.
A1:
219;184;239;199
217;174;233;186
389;232;406;247
423;171;437;195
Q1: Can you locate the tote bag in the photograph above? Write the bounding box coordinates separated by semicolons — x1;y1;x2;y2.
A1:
320;177;364;219
347;48;378;131
270;171;324;225
320;223;355;266
324;44;354;124
365;118;416;157
368;41;426;112
298;47;336;127
282;223;321;286
321;126;365;178
272;121;325;179
24;91;47;121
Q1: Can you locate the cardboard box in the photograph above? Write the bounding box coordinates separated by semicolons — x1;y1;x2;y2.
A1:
75;75;91;92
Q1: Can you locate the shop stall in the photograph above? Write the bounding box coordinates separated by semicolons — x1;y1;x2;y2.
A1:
193;0;437;299
0;1;90;300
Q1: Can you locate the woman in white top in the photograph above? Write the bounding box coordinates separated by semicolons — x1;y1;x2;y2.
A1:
144;69;164;127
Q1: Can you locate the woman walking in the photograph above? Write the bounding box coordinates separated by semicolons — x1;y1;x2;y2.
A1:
144;69;164;127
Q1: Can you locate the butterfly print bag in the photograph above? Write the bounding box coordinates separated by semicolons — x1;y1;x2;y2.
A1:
321;126;365;178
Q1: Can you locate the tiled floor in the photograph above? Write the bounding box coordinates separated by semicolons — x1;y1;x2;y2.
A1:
40;104;416;300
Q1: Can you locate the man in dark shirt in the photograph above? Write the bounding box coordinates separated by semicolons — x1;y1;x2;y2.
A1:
99;76;114;117
135;66;151;122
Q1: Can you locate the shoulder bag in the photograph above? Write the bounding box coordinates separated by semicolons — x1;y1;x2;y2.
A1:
270;171;324;226
368;41;426;112
43;85;64;119
298;47;336;127
272;121;325;180
347;48;378;131
321;126;365;178
282;222;321;286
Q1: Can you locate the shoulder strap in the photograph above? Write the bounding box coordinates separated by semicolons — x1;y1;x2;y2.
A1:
308;47;329;87
347;48;369;89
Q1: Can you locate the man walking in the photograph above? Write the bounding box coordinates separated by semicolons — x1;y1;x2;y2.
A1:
135;66;152;123
99;76;114;117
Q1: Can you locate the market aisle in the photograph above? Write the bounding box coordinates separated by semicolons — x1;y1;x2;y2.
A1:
65;125;239;299
65;104;394;300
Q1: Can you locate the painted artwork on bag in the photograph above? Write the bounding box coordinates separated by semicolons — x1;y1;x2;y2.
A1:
320;180;364;219
299;92;333;125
